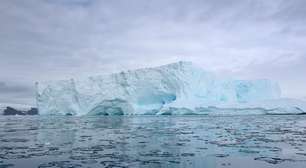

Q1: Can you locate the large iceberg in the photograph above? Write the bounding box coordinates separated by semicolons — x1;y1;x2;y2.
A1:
36;61;306;115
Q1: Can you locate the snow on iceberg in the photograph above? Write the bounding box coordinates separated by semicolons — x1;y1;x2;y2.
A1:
36;61;306;115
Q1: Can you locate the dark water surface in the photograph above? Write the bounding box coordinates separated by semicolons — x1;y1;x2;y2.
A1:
1;115;306;168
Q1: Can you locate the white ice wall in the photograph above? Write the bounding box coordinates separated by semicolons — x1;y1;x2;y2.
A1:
36;61;283;115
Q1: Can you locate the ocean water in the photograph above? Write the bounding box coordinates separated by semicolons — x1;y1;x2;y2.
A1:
0;115;306;168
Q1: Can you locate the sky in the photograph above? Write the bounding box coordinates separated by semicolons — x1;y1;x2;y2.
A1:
0;0;306;105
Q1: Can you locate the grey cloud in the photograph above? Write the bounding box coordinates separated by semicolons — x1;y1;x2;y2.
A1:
0;82;32;93
0;81;35;105
0;0;306;105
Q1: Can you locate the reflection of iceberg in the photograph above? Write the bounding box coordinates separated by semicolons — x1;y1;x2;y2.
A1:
36;61;306;115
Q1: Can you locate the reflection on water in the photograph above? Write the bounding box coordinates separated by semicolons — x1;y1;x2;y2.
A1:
0;115;306;168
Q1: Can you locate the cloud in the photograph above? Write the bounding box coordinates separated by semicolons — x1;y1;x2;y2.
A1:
0;82;35;104
0;0;306;104
0;82;30;93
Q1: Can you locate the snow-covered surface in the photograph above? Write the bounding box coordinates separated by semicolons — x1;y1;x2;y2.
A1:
0;103;33;114
36;61;306;115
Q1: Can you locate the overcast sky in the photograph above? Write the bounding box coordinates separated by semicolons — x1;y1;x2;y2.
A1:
0;0;306;105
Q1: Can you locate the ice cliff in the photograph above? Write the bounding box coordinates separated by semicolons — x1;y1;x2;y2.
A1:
36;61;306;115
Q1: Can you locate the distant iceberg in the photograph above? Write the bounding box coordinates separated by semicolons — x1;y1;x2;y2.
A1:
0;103;37;115
36;61;306;115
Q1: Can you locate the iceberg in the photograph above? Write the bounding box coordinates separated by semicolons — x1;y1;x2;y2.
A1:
0;103;37;115
36;61;306;115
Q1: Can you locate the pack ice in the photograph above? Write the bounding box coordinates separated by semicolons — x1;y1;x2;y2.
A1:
36;61;306;115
